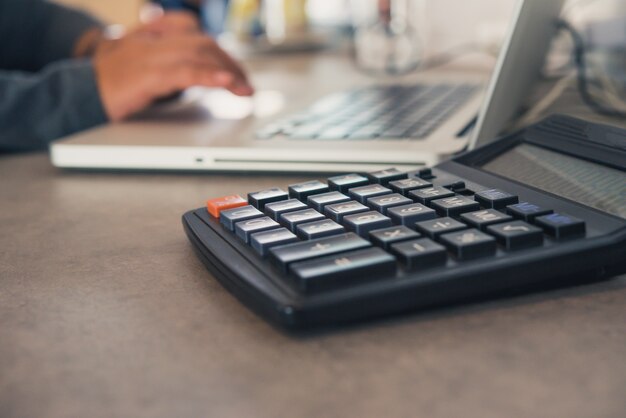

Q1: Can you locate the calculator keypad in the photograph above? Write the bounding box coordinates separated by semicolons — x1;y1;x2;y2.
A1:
206;168;589;293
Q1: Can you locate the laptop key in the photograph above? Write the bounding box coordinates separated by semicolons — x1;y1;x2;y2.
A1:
389;178;432;195
367;168;408;185
324;201;369;222
430;195;480;217
475;189;519;209
415;217;468;239
269;232;371;273
280;209;325;232
535;213;586;239
440;229;497;260
409;187;455;204
370;226;421;250
387;203;437;226
289;247;397;294
250;228;299;256
220;205;264;231
367;193;413;215
506;202;553;222
348;184;392;204
265;199;308;220
343;211;393;238
328;174;370;193
460;209;513;231
391;238;447;270
307;192;351;212
235;216;281;243
296;219;345;240
288;180;330;200
248;187;289;210
487;221;543;250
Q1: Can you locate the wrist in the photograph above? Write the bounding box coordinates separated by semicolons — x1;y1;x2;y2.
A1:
73;27;106;58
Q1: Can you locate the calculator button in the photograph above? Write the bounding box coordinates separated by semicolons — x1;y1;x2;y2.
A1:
307;192;351;212
474;189;519;209
535;213;586;239
417;168;434;179
367;168;407;185
279;209;325;232
460;209;513;231
348;184;392;204
367;193;413;215
289;247;396;293
409;187;455;204
264;199;308;220
440;229;497;260
220;205;263;231
415;217;468;239
250;228;299;256
206;195;248;218
369;226;421;250
328;174;369;193
296;219;345;240
387;203;437;226
389;178;432;195
324;201;369;222
269;233;371;273
486;221;543;250
429;195;480;217
343;211;394;238
506;202;553;222
391;238;447;270
235;216;280;243
248;187;289;210
288;180;330;200
440;180;466;191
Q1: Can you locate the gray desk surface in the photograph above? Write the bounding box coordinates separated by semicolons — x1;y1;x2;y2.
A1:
1;53;626;418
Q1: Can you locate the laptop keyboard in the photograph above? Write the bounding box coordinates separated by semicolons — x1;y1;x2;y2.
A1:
256;83;479;141
204;168;587;294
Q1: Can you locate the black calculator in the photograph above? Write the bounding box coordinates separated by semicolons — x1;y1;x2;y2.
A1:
183;115;626;330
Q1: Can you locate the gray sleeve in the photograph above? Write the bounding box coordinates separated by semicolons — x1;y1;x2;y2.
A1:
0;59;109;152
0;0;103;71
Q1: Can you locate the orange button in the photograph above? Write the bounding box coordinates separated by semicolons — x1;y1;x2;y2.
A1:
206;195;248;218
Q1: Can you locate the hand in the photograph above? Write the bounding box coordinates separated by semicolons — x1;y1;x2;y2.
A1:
93;32;254;121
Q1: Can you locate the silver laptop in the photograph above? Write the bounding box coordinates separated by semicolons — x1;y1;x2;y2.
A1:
51;0;564;173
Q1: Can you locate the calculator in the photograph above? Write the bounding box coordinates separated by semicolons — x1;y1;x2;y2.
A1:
183;115;626;330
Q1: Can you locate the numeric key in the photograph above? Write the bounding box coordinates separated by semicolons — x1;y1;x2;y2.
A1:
307;192;350;212
387;203;437;226
324;201;369;222
367;168;407;185
296;220;345;240
250;228;299;256
349;184;392;204
344;211;393;238
265;199;308;220
389;178;432;195
280;209;325;232
367;193;412;215
220;205;263;231
288;180;329;200
235;216;280;243
328;174;369;193
248;188;289;210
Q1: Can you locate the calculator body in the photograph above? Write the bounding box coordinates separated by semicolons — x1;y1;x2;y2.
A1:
182;115;626;330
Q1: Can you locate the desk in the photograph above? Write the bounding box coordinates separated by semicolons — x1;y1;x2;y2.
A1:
1;52;626;418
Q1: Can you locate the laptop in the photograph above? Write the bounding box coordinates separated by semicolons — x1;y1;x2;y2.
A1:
51;0;565;173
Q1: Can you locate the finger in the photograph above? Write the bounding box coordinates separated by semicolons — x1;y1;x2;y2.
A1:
196;40;254;93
